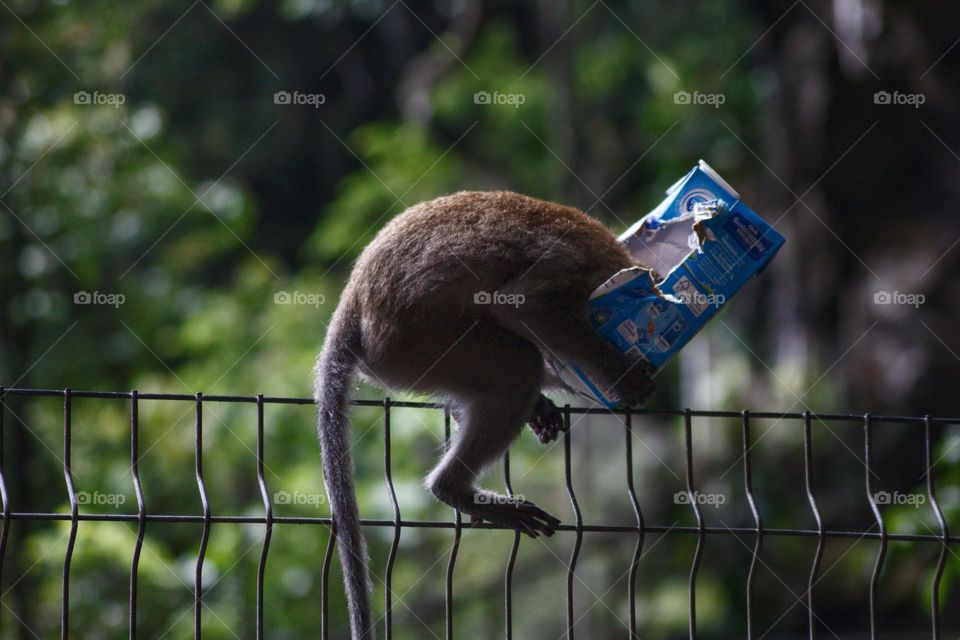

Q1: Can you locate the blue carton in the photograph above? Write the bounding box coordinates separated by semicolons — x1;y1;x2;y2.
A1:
548;160;785;407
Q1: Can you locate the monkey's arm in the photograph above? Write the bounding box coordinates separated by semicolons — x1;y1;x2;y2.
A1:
494;300;657;408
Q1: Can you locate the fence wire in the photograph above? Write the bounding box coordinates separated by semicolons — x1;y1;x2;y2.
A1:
0;387;957;639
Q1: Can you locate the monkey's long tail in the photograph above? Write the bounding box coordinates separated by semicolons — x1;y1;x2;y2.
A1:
315;301;375;640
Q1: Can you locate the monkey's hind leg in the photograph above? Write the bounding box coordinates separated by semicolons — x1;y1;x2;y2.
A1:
423;325;561;537
429;393;562;537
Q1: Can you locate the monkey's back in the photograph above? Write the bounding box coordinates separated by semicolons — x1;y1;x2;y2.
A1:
345;191;635;359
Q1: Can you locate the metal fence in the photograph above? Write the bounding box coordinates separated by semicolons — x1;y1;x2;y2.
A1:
0;386;957;639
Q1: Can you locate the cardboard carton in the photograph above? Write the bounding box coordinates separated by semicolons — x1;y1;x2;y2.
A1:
548;161;786;407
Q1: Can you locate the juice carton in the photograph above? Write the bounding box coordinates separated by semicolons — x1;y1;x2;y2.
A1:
547;160;786;407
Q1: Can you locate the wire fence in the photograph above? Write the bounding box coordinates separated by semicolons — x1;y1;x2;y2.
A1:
0;386;957;639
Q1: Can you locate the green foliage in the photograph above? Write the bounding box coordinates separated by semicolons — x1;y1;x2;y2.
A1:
3;1;948;638
309;122;463;261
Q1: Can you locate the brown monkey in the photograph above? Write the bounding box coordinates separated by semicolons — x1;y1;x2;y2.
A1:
315;191;656;639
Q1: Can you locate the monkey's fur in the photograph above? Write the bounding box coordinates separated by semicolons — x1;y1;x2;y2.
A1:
315;191;656;639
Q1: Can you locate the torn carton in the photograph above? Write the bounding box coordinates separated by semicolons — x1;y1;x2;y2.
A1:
547;160;786;408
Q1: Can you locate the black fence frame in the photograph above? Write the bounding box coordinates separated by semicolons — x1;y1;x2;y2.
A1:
0;387;957;640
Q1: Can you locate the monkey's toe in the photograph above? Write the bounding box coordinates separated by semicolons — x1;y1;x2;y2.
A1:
515;500;562;530
468;496;561;537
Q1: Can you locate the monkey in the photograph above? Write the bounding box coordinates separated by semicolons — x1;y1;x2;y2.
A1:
314;190;656;639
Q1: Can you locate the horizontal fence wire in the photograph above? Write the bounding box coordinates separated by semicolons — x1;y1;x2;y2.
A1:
0;386;957;640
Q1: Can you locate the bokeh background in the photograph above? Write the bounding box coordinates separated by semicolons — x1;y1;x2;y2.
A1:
2;0;960;638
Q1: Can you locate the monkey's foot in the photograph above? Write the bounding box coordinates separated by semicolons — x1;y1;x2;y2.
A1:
468;493;561;538
615;358;657;408
528;395;566;443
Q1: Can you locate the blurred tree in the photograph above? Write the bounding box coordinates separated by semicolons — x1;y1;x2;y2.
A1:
1;0;959;637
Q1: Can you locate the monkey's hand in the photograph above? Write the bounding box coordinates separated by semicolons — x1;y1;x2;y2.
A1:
614;357;657;407
528;394;566;443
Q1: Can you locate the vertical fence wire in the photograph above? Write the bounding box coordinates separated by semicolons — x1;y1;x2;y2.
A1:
624;411;644;640
318;390;334;640
61;389;77;640
683;409;703;640
503;450;520;640
255;394;272;640
742;411;763;640
803;411;824;640
384;398;401;640
321;522;335;640
0;386;8;634
194;393;211;640
924;415;948;640
864;414;887;640
129;391;145;640
563;406;582;640
443;409;461;640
